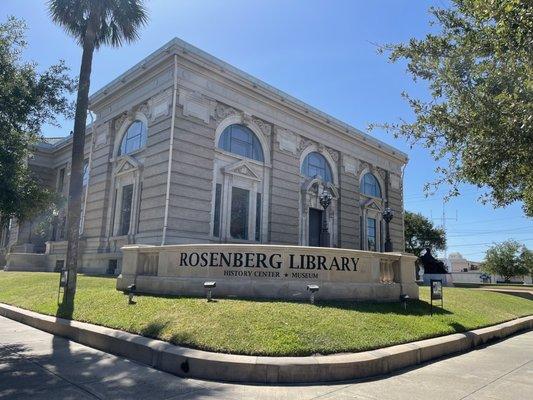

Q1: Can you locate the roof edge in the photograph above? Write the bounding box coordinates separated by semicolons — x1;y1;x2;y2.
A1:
89;37;408;161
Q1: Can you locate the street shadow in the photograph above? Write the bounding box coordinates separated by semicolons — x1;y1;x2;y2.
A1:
139;320;171;338
448;321;468;332
310;298;453;316
131;292;453;317
488;290;533;301
56;294;75;320
0;322;214;399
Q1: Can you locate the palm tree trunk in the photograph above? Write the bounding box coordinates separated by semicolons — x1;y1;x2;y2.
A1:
63;16;97;306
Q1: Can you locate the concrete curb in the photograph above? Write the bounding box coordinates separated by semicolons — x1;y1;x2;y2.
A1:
1;303;531;383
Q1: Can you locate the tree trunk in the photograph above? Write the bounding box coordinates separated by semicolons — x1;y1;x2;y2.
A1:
63;15;97;306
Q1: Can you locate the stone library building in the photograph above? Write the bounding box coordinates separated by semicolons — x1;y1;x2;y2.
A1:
0;38;407;274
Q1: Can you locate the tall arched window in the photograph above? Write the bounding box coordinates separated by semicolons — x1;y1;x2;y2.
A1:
301;152;333;183
119;120;147;156
218;124;264;162
361;172;381;198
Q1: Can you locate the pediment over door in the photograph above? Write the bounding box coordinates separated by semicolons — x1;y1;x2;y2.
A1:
361;197;383;211
301;178;339;199
223;160;261;181
115;156;140;176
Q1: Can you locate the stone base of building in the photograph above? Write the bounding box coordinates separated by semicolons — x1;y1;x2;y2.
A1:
117;244;419;302
4;249;123;276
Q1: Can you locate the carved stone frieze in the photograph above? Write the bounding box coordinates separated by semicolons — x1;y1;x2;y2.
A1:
136;102;149;117
326;147;339;163
297;138;315;154
251;117;272;137
358;161;371;176
214;102;239;121
114;113;128;131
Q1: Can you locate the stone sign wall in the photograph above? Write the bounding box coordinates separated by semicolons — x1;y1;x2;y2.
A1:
117;244;419;302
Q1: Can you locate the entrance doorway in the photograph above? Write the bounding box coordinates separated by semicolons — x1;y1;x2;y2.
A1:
308;208;323;247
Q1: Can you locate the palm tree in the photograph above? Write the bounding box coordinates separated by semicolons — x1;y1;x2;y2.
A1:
48;0;148;305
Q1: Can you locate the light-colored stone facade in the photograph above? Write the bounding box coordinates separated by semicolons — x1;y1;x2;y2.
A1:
1;38;408;275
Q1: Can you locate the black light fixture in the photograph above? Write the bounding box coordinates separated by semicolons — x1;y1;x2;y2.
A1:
126;284;136;304
204;281;216;302
399;293;409;310
382;207;394;252
306;284;319;304
319;192;332;247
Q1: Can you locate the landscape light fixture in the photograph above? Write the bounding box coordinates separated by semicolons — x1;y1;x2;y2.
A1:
204;281;216;302
126;284;136;305
399;293;409;310
307;284;319;304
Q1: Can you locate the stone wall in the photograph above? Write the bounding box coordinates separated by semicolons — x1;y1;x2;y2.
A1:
117;244;419;301
269;130;300;244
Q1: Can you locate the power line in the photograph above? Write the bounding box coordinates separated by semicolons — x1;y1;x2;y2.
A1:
447;238;533;247
446;229;532;238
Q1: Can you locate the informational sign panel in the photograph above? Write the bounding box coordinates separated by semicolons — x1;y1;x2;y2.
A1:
431;279;442;300
430;278;443;315
60;269;69;287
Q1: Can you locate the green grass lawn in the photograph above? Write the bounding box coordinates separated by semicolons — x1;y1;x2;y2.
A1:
0;271;531;356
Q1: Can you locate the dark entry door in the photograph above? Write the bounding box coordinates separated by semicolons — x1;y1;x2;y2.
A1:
308;208;323;247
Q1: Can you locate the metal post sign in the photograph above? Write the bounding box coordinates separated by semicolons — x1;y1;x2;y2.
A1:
430;279;443;315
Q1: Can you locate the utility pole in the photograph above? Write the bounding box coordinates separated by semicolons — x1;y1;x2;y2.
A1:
431;202;457;262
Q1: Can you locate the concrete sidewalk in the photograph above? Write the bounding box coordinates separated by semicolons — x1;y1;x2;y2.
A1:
0;316;531;399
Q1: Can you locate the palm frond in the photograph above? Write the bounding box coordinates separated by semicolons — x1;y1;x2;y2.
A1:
48;0;148;48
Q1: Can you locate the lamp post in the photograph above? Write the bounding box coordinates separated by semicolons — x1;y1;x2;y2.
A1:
319;192;332;247
382;207;394;252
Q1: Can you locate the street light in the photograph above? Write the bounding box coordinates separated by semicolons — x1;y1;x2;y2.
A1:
382;207;394;252
319;192;332;247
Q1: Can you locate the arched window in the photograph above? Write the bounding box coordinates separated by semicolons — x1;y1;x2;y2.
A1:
361;172;381;198
119;120;147;156
218;124;264;162
301;152;333;183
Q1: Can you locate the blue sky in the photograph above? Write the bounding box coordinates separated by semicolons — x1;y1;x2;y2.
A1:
2;0;531;260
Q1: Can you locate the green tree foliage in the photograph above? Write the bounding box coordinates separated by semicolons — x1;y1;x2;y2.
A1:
519;247;533;280
482;240;529;282
0;17;74;223
404;211;446;257
48;0;148;301
374;0;533;216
